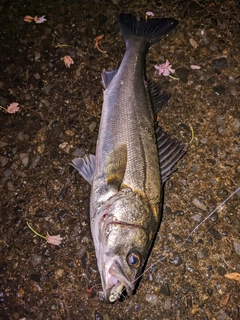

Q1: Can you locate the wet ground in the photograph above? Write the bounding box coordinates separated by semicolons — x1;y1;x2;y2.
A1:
0;0;240;319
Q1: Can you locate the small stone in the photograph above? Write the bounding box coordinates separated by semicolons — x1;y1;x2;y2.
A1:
95;310;104;320
233;118;240;133
169;252;183;266
160;283;171;296
55;269;65;278
19;153;29;167
175;67;190;83
145;293;158;305
233;240;240;256
209;228;222;240
217;266;227;276
192;198;207;210
89;121;97;132
37;143;45;154
214;309;231;320
213;85;226;95
31;255;42;266
212;57;228;70
57;210;69;222
30;273;41;283
182;283;190;294
65;259;75;268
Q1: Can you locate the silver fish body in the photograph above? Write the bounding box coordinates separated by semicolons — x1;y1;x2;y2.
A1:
72;14;183;302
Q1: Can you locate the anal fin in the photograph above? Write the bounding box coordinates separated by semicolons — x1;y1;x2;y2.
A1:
156;126;186;184
72;154;95;185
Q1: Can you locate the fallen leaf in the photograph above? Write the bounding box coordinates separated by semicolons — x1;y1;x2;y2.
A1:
62;55;74;68
34;15;47;24
94;34;106;53
24;15;34;23
224;272;240;284
220;292;230;307
6;102;20;114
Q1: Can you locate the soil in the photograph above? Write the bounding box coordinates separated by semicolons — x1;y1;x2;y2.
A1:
0;1;239;319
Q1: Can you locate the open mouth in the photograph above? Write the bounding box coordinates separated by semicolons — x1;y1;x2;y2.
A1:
106;259;134;302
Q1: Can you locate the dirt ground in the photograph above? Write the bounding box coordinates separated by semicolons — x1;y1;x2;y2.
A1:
0;1;239;319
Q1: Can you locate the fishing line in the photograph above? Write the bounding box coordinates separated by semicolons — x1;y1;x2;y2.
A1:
122;185;240;296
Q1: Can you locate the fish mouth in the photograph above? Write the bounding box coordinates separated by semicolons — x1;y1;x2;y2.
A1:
106;259;134;303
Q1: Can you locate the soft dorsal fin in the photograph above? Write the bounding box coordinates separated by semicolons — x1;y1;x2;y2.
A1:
102;70;118;89
155;126;186;184
147;79;171;116
105;144;127;189
72;154;95;185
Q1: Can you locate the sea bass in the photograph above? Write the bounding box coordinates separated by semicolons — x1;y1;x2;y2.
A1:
72;13;185;302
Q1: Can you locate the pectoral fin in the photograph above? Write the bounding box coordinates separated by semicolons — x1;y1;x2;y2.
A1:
102;70;118;89
105;144;127;189
72;154;95;185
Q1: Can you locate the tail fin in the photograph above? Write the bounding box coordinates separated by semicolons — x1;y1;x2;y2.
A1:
119;14;178;47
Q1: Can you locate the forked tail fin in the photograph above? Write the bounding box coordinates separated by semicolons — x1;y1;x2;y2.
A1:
119;13;178;49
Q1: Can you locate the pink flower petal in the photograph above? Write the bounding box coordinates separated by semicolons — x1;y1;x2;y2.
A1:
146;11;155;17
34;15;47;24
190;65;201;70
46;234;62;246
6;102;20;114
154;60;175;76
62;55;74;68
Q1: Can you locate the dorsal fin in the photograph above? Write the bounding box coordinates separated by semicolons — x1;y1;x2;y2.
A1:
155;126;186;184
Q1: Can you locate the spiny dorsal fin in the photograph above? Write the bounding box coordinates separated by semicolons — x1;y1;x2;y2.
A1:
72;154;95;185
105;144;127;189
156;126;186;184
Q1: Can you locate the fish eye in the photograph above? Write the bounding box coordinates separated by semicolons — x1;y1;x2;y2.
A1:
127;250;141;268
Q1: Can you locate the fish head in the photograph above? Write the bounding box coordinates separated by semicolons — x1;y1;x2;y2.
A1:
92;188;158;302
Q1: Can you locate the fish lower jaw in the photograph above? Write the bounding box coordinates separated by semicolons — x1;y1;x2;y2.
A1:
109;282;125;302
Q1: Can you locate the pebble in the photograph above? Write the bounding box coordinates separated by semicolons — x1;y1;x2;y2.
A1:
213;85;226;95
192;198;207;210
72;148;85;157
175;67;190;83
37;143;45;154
181;283;190;294
55;269;65;278
169;252;183;266
233;240;240;256
30;273;41;283
29;155;41;169
160;283;171;296
145;293;158;305
209;228;222;240
19;153;29;167
31;255;42;266
214;309;231;320
59;142;71;153
212;57;228;70
233;118;240;133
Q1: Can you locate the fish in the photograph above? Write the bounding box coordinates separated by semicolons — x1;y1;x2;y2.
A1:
72;13;186;302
